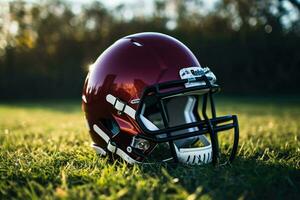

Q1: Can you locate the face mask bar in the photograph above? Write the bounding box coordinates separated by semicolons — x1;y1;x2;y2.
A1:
135;76;239;165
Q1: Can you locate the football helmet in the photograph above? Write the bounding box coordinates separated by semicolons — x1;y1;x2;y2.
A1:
82;32;239;165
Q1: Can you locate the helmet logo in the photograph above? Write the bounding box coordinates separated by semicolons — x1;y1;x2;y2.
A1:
179;66;216;88
190;69;205;76
180;66;205;79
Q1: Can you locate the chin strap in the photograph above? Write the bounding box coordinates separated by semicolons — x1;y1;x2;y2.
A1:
89;94;139;164
92;121;212;165
101;94;212;165
106;94;136;119
92;124;140;164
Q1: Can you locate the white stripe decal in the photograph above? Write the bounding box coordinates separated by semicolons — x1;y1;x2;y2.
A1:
93;124;109;143
106;94;136;119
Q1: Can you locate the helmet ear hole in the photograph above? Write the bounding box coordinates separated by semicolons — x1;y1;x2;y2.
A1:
100;118;120;136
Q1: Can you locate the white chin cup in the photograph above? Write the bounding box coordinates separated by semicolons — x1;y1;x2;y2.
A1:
174;139;212;165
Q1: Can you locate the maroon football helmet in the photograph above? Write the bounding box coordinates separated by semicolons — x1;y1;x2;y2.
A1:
82;32;239;165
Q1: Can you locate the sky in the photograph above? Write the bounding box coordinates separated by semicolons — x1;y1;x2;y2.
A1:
100;0;217;9
0;0;218;14
0;0;298;30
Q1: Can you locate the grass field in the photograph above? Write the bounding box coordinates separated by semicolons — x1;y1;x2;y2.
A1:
0;97;299;200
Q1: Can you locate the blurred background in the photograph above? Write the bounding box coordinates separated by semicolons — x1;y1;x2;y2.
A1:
0;0;299;99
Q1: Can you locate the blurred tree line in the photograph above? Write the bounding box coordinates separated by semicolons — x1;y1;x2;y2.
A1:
0;0;299;99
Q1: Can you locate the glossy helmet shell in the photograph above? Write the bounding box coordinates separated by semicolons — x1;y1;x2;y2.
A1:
82;32;202;162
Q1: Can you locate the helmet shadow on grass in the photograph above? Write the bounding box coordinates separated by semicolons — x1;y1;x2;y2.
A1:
97;151;300;200
2;152;299;199
136;157;300;200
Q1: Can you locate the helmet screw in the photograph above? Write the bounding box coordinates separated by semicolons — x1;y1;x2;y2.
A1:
126;146;132;153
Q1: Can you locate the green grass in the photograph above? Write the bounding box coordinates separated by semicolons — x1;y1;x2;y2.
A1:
0;97;299;200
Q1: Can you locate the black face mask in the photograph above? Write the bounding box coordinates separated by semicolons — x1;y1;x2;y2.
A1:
135;76;239;165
